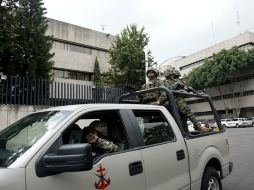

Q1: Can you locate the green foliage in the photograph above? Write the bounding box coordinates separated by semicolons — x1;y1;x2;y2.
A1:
147;49;157;68
0;0;54;80
246;48;254;70
93;57;101;86
186;47;254;90
0;0;20;74
108;24;151;89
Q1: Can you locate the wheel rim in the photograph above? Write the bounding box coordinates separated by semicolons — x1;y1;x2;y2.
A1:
208;177;220;190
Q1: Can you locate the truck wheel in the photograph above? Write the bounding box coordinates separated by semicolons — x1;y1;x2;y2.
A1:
236;123;239;128
201;167;222;190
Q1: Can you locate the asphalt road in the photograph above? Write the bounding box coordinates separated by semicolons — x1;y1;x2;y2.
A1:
222;127;254;190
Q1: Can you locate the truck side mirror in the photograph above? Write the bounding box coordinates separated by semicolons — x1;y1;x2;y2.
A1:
37;143;93;177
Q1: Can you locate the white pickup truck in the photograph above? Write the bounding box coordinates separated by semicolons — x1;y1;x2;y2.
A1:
0;88;233;190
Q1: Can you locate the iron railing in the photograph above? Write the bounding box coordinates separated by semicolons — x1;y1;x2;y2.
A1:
0;76;126;106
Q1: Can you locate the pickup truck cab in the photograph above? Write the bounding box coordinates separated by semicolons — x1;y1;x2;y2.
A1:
0;87;233;190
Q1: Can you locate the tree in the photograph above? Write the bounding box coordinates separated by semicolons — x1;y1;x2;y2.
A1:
0;0;54;79
147;49;157;68
108;24;151;89
93;57;101;86
186;46;254;117
0;0;20;74
15;0;54;79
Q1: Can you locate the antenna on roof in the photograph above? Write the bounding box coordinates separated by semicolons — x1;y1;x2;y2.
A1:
211;21;216;45
236;7;242;34
101;24;106;32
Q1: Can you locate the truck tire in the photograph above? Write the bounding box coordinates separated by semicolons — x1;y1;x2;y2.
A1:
236;123;239;128
201;167;222;190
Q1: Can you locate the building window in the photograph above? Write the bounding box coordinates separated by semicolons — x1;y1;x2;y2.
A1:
66;71;77;80
53;69;92;81
53;69;64;78
53;41;93;55
68;44;92;55
77;72;85;80
85;73;92;81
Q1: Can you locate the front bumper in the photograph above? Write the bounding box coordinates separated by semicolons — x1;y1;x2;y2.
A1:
241;123;253;127
226;124;236;128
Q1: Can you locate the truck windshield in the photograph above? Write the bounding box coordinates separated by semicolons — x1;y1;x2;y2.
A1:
0;111;71;167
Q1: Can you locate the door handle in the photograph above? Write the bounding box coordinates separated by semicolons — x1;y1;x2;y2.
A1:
176;150;185;161
129;161;143;176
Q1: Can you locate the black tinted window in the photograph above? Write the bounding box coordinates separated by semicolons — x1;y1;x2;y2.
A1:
133;110;175;145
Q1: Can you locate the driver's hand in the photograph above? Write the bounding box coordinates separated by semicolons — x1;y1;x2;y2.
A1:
86;133;99;144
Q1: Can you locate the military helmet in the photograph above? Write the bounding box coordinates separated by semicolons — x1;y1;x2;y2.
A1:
164;69;175;78
89;120;108;137
174;70;181;77
146;67;159;77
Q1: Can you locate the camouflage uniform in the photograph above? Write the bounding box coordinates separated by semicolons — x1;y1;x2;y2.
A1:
143;124;171;145
163;69;198;134
95;138;118;152
142;78;164;104
141;67;165;104
89;121;119;153
162;76;179;90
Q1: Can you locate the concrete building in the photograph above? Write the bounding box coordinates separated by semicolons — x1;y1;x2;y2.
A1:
0;19;116;129
46;18;115;85
166;32;254;119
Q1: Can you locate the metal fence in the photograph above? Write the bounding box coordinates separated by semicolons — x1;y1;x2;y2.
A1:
0;76;126;106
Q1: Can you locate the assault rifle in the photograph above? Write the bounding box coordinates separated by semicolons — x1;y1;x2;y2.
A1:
173;79;203;96
123;85;139;93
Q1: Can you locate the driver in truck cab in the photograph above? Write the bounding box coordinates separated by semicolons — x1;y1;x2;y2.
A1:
85;120;120;155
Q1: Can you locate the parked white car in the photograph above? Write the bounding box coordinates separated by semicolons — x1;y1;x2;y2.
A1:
242;118;254;127
221;119;233;128
226;118;252;128
245;117;254;126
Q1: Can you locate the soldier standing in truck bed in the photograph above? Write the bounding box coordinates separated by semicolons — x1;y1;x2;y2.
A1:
141;67;165;105
163;69;212;134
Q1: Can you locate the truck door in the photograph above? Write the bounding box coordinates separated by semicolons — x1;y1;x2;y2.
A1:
129;109;190;190
25;109;145;190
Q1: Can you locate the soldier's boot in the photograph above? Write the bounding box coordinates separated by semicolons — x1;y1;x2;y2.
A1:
195;123;213;134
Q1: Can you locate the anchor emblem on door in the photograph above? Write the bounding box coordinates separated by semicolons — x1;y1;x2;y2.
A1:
94;164;111;190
